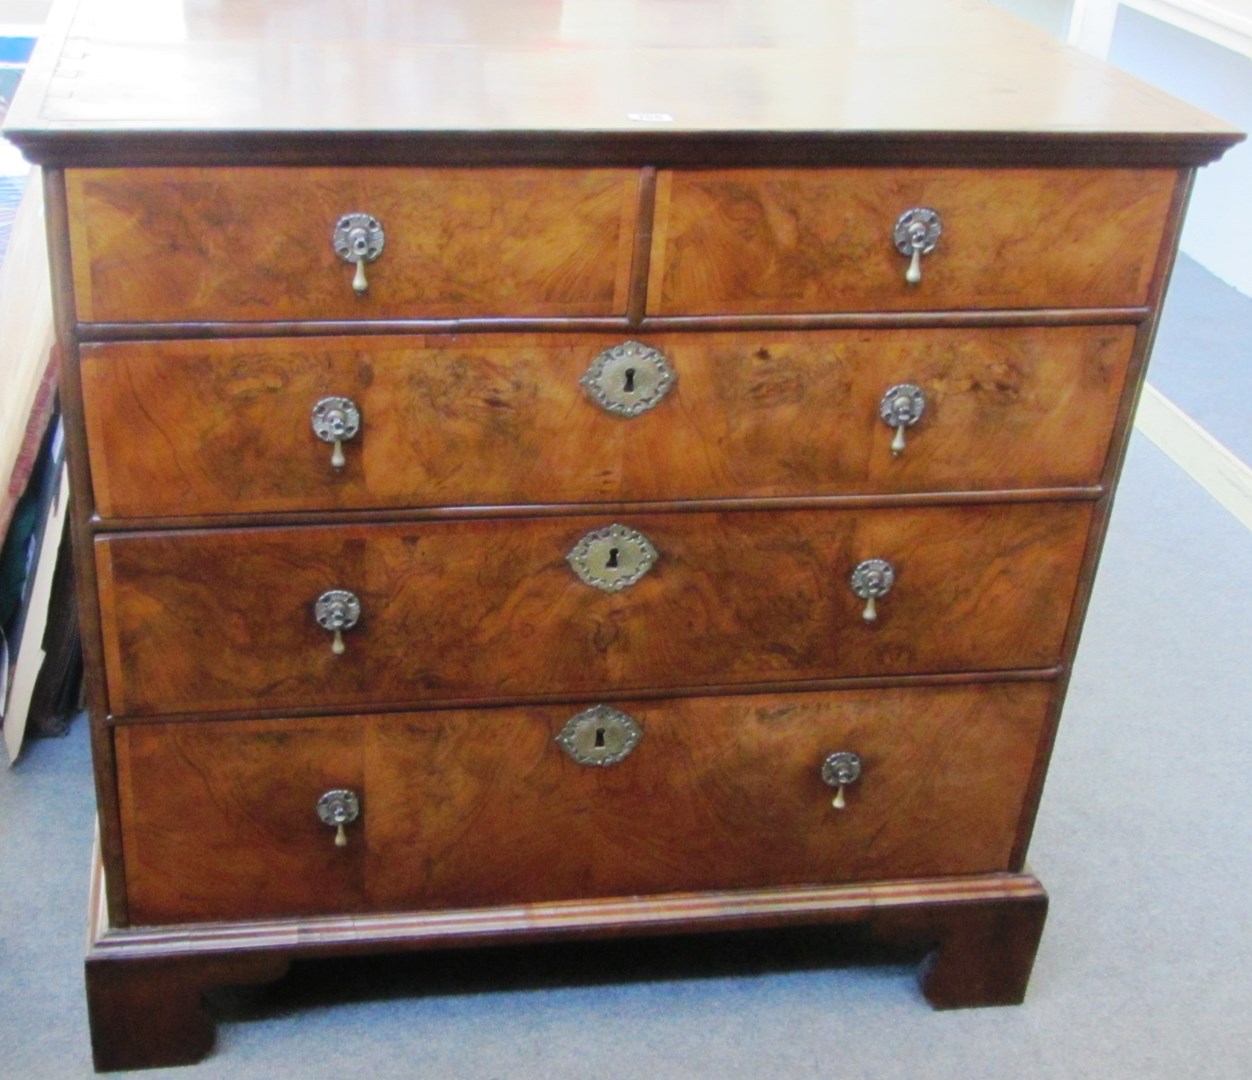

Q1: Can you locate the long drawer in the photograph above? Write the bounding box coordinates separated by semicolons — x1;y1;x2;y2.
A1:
114;682;1052;924
649;168;1176;314
82;326;1133;519
95;504;1090;717
66;167;640;322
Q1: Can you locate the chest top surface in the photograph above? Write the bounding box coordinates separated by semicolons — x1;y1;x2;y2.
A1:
2;0;1241;167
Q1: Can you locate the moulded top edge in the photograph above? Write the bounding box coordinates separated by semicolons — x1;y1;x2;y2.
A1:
2;0;1242;165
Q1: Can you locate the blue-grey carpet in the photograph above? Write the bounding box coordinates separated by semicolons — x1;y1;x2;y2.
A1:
1149;254;1252;463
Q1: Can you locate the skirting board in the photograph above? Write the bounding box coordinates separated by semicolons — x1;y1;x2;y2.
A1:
1134;381;1252;532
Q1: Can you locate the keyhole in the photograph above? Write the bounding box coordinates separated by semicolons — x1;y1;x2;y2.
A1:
594;727;606;748
623;368;636;393
606;547;619;569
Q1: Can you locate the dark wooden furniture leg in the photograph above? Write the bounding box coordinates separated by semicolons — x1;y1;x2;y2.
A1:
85;844;291;1072
874;886;1049;1009
85;953;290;1072
84;855;1047;1070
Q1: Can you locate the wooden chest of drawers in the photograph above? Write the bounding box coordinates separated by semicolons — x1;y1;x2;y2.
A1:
4;0;1240;1070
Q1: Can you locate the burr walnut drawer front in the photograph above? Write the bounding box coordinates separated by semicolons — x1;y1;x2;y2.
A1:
65;167;640;323
95;504;1090;718
81;325;1133;520
114;682;1052;924
649;168;1177;314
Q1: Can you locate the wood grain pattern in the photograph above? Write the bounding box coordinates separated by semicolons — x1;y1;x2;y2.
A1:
114;719;369;921
81;326;1134;519
95;504;1091;718
66;167;639;322
113;682;1050;923
649;168;1178;314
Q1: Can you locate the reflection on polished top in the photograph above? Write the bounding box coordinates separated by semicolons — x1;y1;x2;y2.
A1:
2;0;1242;142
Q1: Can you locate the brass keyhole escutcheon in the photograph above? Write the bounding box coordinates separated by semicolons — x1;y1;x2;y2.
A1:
581;341;675;417
567;524;657;592
556;705;643;766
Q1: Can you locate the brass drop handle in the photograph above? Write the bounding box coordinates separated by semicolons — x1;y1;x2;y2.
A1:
879;384;926;456
311;396;361;469
892;208;942;285
820;751;862;810
850;558;895;623
316;789;360;847
332;212;385;294
314;589;361;655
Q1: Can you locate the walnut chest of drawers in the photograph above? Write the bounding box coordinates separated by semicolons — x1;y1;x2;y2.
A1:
4;0;1240;1070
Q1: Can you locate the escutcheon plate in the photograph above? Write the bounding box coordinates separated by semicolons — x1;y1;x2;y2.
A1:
850;559;895;600
879;384;926;429
314;589;361;631
316;789;360;826
820;751;862;788
332;212;385;264
311;396;361;444
892;207;942;256
580;340;675;417
556;705;643;766
567;523;658;592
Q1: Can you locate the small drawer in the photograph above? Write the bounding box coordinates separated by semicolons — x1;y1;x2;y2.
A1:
81;325;1133;519
115;682;1052;924
66;167;640;322
95;503;1090;717
648;168;1177;314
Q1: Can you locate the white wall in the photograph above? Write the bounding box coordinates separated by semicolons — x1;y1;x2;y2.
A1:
1109;6;1252;296
0;1;50;27
1125;0;1252;59
992;0;1075;36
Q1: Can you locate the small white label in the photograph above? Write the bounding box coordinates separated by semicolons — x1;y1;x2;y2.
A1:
627;112;674;123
